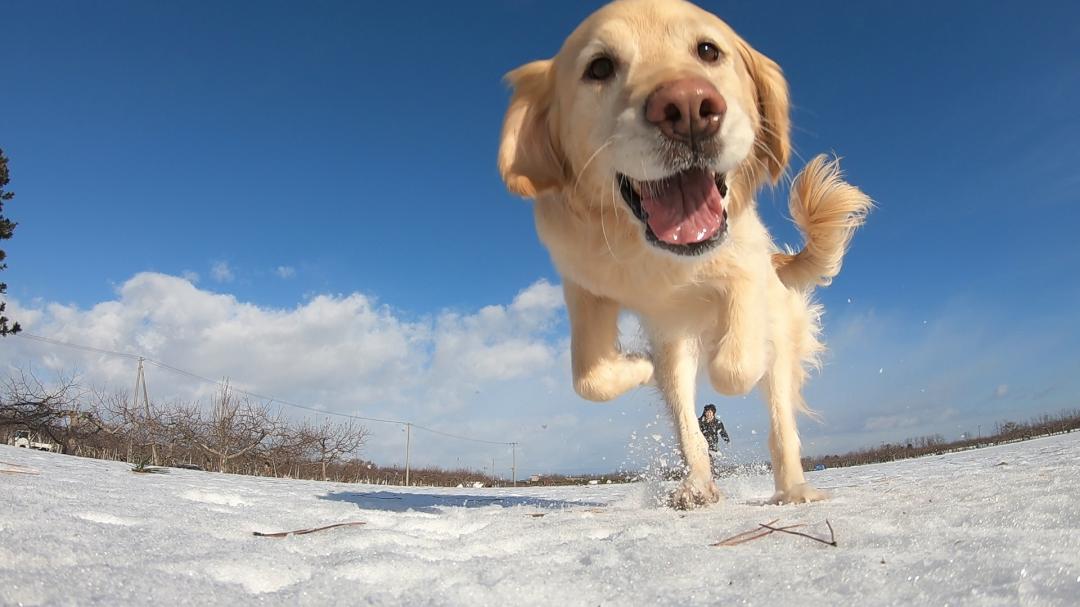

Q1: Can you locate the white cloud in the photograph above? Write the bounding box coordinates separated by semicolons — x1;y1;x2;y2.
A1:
1;273;583;474
210;261;234;283
275;266;296;279
509;280;562;326
181;270;200;283
994;384;1009;399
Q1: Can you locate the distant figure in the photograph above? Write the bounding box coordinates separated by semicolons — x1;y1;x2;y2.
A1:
698;404;730;453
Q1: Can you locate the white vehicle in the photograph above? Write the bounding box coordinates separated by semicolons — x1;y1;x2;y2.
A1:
8;430;61;453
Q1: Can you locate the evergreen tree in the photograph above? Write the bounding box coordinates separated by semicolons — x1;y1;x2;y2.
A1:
0;147;20;336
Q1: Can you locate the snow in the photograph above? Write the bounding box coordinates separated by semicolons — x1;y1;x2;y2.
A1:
2;434;1079;606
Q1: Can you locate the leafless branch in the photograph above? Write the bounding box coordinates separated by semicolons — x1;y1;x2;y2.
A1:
713;519;836;548
253;521;366;538
759;520;837;547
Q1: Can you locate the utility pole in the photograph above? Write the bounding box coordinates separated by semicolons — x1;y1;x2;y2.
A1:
133;357;150;414
133;357;156;465
491;456;496;486
404;423;412;486
511;443;517;487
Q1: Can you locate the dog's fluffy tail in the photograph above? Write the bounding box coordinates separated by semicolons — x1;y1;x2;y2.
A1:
772;155;872;290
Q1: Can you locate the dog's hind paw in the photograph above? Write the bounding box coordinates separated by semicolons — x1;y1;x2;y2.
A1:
669;477;723;510
768;483;828;505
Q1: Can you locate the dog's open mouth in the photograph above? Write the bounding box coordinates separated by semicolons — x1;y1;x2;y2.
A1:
617;168;729;256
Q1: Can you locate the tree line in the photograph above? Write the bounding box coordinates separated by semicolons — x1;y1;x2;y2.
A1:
0;369;515;487
6;367;1075;485
800;408;1080;471
0;370;369;481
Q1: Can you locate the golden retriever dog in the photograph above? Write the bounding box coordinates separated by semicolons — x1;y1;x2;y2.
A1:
498;0;871;508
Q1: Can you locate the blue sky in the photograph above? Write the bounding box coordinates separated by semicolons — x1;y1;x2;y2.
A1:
2;1;1079;475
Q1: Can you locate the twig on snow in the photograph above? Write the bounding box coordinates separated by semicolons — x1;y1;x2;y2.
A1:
253;521;366;538
712;519;793;546
130;456;169;474
713;519;837;548
758;519;837;547
130;466;169;474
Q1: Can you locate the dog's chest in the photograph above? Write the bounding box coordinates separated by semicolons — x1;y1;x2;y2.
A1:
531;198;758;316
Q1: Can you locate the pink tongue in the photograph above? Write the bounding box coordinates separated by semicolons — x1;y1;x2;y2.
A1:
639;168;725;245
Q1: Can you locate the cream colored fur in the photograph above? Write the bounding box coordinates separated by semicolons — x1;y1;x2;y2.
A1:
773;156;872;289
498;0;871;508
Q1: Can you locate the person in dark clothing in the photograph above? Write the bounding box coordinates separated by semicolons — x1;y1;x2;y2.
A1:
699;404;730;477
698;404;730;452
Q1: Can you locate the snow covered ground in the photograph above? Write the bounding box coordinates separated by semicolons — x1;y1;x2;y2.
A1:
2;433;1079;606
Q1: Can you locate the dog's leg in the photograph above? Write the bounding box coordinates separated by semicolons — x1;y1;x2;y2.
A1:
565;280;653;402
655;337;721;509
762;353;827;504
706;281;768;396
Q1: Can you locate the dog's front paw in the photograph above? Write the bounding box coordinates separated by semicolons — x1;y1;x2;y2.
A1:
626;355;655;388
708;336;766;396
768;483;828;505
573;355;654;402
669;476;723;510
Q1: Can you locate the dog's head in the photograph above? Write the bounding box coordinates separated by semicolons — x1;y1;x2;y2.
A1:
499;0;790;257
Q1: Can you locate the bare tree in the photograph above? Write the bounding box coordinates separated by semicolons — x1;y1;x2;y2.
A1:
301;418;370;481
259;424;308;478
180;382;279;473
0;369;82;444
1;370;380;482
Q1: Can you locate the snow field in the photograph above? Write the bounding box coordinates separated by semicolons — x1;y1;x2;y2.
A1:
1;433;1078;605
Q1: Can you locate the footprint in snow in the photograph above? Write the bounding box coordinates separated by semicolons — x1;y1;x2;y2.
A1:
180;490;247;508
74;512;142;526
204;560;311;594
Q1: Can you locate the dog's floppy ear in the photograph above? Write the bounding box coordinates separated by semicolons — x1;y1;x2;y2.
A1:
498;60;566;198
736;41;791;183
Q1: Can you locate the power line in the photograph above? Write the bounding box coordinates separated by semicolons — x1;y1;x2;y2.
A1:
412;423;517;447
12;332;517;447
142;358;408;427
16;333;143;361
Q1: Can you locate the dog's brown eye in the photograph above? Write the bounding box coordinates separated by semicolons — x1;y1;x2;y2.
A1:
584;56;616;81
697;41;721;63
